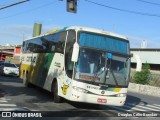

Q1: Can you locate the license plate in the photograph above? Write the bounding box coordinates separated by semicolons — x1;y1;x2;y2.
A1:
97;98;107;103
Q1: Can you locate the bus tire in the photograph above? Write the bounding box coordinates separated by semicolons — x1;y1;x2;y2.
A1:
52;81;62;103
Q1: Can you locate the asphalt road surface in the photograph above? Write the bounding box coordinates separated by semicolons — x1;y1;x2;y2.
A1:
0;75;160;120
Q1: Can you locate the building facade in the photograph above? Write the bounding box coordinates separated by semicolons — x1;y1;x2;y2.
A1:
0;45;21;64
131;48;160;71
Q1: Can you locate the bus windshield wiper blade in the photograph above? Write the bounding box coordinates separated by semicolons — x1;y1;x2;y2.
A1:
110;70;119;86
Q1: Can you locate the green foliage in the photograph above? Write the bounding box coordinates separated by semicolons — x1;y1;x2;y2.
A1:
133;63;151;85
149;75;160;87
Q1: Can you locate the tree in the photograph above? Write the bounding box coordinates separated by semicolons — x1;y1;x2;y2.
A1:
133;63;150;85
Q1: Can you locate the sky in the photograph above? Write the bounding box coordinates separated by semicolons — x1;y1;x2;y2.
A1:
0;0;160;48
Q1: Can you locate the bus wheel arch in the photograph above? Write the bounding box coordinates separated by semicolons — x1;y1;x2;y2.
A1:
51;78;62;103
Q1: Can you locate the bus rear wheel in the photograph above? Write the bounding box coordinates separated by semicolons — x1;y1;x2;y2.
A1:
52;81;62;103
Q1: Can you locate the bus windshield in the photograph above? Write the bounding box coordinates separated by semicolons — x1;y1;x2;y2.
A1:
75;48;130;87
79;32;129;54
74;32;130;87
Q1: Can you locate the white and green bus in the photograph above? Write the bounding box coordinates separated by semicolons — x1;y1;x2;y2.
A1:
20;26;131;106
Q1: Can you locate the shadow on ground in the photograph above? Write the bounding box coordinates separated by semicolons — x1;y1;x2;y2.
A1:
0;75;151;118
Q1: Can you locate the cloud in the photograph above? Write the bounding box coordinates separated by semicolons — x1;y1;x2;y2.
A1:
0;24;33;45
126;35;160;48
1;24;160;48
0;24;61;45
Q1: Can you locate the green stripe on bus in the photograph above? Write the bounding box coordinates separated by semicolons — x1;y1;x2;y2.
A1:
33;53;55;87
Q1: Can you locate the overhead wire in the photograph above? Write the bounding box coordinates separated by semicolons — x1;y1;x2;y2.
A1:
0;0;30;10
1;0;160;19
0;0;59;20
136;0;160;6
85;0;160;18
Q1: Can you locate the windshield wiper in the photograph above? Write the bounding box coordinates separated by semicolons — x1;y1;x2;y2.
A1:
103;68;119;86
110;69;119;86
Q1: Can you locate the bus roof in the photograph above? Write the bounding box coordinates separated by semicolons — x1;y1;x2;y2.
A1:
66;26;128;41
24;26;128;41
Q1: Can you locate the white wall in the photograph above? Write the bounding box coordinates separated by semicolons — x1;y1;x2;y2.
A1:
131;51;160;64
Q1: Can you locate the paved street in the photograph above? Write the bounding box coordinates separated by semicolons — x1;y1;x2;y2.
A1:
0;75;160;119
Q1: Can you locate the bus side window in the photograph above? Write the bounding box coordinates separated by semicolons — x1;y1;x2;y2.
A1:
55;32;67;53
65;30;76;78
26;43;33;53
66;48;74;77
60;32;67;53
22;41;30;53
55;41;63;53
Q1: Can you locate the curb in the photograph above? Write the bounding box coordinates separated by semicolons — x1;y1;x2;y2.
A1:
128;83;160;97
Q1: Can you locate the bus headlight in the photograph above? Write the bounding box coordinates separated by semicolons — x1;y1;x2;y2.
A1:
116;93;126;97
73;86;89;93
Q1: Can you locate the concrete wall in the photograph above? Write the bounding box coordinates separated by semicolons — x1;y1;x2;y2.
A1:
131;50;160;65
128;83;160;97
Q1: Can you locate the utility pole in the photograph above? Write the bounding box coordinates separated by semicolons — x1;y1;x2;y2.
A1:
0;0;30;10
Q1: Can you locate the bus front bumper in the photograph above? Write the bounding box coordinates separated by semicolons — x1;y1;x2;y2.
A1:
69;88;126;106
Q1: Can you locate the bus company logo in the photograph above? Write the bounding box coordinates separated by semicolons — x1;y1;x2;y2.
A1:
87;85;98;90
101;91;105;95
2;112;11;117
61;83;69;95
54;62;61;68
26;56;37;63
21;56;25;62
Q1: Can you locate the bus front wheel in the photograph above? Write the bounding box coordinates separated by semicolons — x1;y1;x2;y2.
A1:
52;81;62;103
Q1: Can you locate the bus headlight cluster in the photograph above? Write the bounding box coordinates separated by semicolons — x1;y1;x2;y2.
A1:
116;93;126;97
73;86;89;93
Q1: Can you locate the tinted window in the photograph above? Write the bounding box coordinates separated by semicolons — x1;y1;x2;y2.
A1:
79;32;129;54
65;30;76;78
23;31;67;53
5;63;17;68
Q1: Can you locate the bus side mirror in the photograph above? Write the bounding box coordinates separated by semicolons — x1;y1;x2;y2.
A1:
71;42;79;62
